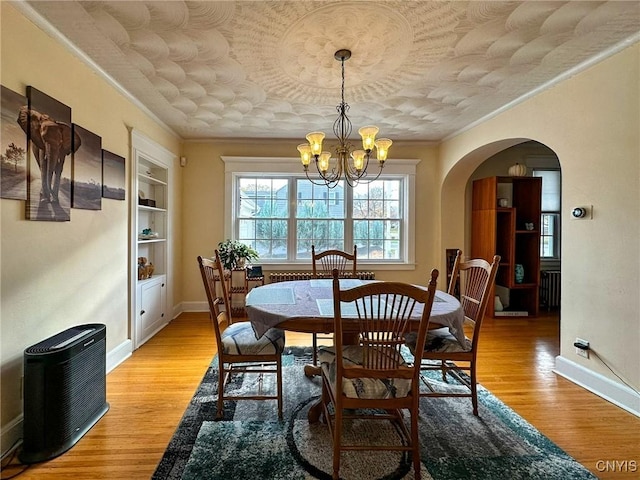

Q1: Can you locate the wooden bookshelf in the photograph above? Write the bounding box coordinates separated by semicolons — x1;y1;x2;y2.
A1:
471;176;542;317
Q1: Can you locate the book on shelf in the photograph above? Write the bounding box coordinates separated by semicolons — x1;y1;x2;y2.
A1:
494;310;529;317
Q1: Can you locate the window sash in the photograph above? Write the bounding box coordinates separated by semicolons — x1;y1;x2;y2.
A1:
533;169;561;260
540;213;559;258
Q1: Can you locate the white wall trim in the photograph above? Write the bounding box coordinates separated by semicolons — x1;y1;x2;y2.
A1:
220;156;421;267
1;414;23;460
106;339;132;374
180;301;209;313
554;356;640;417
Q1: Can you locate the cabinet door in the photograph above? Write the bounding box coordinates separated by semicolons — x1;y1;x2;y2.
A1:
137;276;167;347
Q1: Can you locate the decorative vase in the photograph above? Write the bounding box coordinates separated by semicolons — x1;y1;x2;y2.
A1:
515;264;525;284
236;258;246;269
494;295;504;312
508;163;527;176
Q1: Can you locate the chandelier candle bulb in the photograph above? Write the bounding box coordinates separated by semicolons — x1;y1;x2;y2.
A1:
297;144;312;167
358;126;379;151
318;152;331;173
375;138;392;162
306;132;325;156
351;150;366;171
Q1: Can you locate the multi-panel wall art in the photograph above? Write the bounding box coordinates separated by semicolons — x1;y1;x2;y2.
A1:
72;124;102;210
0;86;28;200
25;86;74;221
102;150;126;200
0;84;126;221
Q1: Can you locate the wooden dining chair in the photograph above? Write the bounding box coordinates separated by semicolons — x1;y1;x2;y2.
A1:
407;250;500;416
310;244;357;365
318;268;439;480
198;254;285;419
207;249;236;324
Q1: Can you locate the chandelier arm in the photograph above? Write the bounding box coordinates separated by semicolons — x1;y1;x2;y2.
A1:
345;166;384;187
343;150;370;179
319;157;342;182
305;168;341;189
314;156;342;185
347;155;385;183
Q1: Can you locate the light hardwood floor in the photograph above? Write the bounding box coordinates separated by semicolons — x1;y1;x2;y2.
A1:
4;310;639;479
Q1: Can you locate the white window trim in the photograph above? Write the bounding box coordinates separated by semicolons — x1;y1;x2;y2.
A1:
221;156;420;271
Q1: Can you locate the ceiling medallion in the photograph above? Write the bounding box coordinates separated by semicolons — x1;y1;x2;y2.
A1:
296;49;392;188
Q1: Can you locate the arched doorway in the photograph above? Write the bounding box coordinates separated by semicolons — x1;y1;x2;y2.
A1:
440;139;561;326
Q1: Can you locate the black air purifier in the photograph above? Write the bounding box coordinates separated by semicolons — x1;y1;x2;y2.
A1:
20;323;110;464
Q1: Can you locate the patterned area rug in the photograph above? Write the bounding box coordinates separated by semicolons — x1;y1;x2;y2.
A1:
153;347;596;480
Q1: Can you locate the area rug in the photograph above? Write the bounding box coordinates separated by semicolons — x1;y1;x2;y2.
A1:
153;347;596;480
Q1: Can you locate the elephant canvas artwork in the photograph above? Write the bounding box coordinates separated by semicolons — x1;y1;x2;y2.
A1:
71;124;102;210
23;86;78;221
0;86;28;200
102;150;125;201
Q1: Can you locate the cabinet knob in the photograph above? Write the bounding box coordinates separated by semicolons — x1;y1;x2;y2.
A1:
162;283;165;287
140;310;146;315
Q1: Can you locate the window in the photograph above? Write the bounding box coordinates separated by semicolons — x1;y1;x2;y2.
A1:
533;169;561;258
223;157;419;268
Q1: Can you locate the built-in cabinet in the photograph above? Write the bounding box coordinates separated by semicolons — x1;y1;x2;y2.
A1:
130;129;175;349
136;275;166;346
471;176;542;317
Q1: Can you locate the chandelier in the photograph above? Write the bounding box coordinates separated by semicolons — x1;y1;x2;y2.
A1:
297;49;392;188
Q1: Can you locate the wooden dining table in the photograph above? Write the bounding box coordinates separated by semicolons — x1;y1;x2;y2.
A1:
245;278;465;343
245;278;465;423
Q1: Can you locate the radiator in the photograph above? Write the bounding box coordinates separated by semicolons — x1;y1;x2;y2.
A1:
540;270;561;309
20;324;110;464
269;271;375;283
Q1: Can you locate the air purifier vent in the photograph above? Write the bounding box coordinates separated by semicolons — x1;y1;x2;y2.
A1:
20;323;109;464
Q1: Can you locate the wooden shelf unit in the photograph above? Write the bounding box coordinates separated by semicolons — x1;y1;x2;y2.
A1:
471;176;542;317
215;268;264;318
130;129;174;349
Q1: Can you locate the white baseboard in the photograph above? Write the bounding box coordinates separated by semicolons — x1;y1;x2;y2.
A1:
2;339;133;459
554;356;640;417
180;301;208;312
106;339;132;374
1;414;23;460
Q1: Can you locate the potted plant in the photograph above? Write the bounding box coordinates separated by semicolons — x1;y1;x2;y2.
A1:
217;239;259;270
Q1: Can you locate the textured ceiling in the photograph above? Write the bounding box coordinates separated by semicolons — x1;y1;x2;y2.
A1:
21;1;640;141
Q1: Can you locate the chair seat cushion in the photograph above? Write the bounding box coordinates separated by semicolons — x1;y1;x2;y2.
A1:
318;345;411;399
221;322;285;356
406;328;472;354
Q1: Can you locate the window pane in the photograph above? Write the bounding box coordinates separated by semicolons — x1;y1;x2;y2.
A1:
384;239;401;259
296;179;345;218
295;179;345;257
352;180;402;260
232;174;407;263
540;213;559;258
238;178;289;258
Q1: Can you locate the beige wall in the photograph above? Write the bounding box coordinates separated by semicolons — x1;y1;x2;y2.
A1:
438;44;640;389
0;3;182;442
180;140;441;305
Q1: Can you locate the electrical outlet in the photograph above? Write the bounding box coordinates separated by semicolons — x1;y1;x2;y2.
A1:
575;337;589;359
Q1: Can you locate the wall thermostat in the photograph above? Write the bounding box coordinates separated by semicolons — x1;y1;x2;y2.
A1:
571;207;589;219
